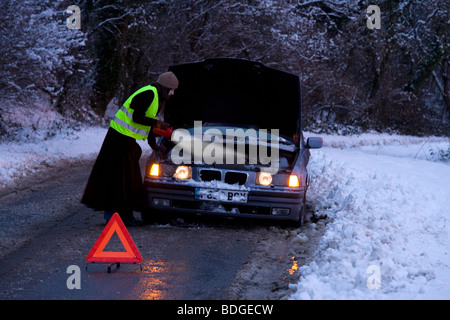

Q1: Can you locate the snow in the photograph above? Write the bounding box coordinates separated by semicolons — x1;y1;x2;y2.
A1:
0;127;449;299
0;127;106;189
290;133;450;299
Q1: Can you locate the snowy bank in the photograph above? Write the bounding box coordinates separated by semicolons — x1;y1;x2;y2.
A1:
0;127;107;190
290;133;450;299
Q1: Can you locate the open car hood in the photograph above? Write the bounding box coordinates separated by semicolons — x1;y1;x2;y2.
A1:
165;58;301;141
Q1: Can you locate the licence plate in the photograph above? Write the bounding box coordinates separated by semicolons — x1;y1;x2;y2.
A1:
195;188;248;203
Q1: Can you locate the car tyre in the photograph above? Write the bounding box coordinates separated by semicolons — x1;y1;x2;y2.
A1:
290;193;306;228
299;203;306;227
141;209;171;225
141;209;153;225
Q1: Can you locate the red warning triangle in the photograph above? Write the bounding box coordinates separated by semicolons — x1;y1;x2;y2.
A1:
86;212;143;263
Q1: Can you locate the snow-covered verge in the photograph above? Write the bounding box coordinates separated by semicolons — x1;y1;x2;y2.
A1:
290;133;450;299
0;127;107;190
0;127;449;299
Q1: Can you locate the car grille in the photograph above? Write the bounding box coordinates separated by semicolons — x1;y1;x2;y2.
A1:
224;172;247;185
199;169;248;185
199;169;221;182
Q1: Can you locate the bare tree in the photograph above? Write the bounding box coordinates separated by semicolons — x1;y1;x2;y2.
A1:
1;0;448;138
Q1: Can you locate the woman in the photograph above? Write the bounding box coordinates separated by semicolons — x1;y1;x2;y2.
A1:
81;72;179;226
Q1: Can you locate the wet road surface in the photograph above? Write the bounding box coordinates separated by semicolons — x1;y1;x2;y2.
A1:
0;159;320;300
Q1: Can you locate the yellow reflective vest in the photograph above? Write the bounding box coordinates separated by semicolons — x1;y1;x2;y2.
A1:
110;85;159;140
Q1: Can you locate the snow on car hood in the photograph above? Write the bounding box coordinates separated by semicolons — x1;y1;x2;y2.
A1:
165;58;301;140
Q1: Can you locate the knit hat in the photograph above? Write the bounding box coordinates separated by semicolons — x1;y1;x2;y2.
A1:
157;71;179;89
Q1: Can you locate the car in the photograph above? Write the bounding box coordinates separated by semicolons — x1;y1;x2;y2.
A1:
142;58;322;226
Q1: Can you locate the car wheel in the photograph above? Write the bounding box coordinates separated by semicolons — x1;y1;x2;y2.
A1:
292;193;307;228
141;209;153;224
298;203;305;227
141;209;171;225
141;209;164;225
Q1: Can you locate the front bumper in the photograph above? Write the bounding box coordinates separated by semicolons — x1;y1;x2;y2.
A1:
143;180;305;222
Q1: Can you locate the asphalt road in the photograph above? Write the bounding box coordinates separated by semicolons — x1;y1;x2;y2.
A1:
0;158;321;300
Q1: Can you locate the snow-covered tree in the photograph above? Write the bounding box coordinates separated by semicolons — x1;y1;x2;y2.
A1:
0;0;90;139
0;0;448;139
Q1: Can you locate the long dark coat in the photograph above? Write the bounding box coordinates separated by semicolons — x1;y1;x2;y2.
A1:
81;127;144;219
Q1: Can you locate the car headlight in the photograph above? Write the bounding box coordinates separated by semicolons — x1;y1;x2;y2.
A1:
256;172;273;186
288;174;300;187
149;163;160;177
174;165;192;179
